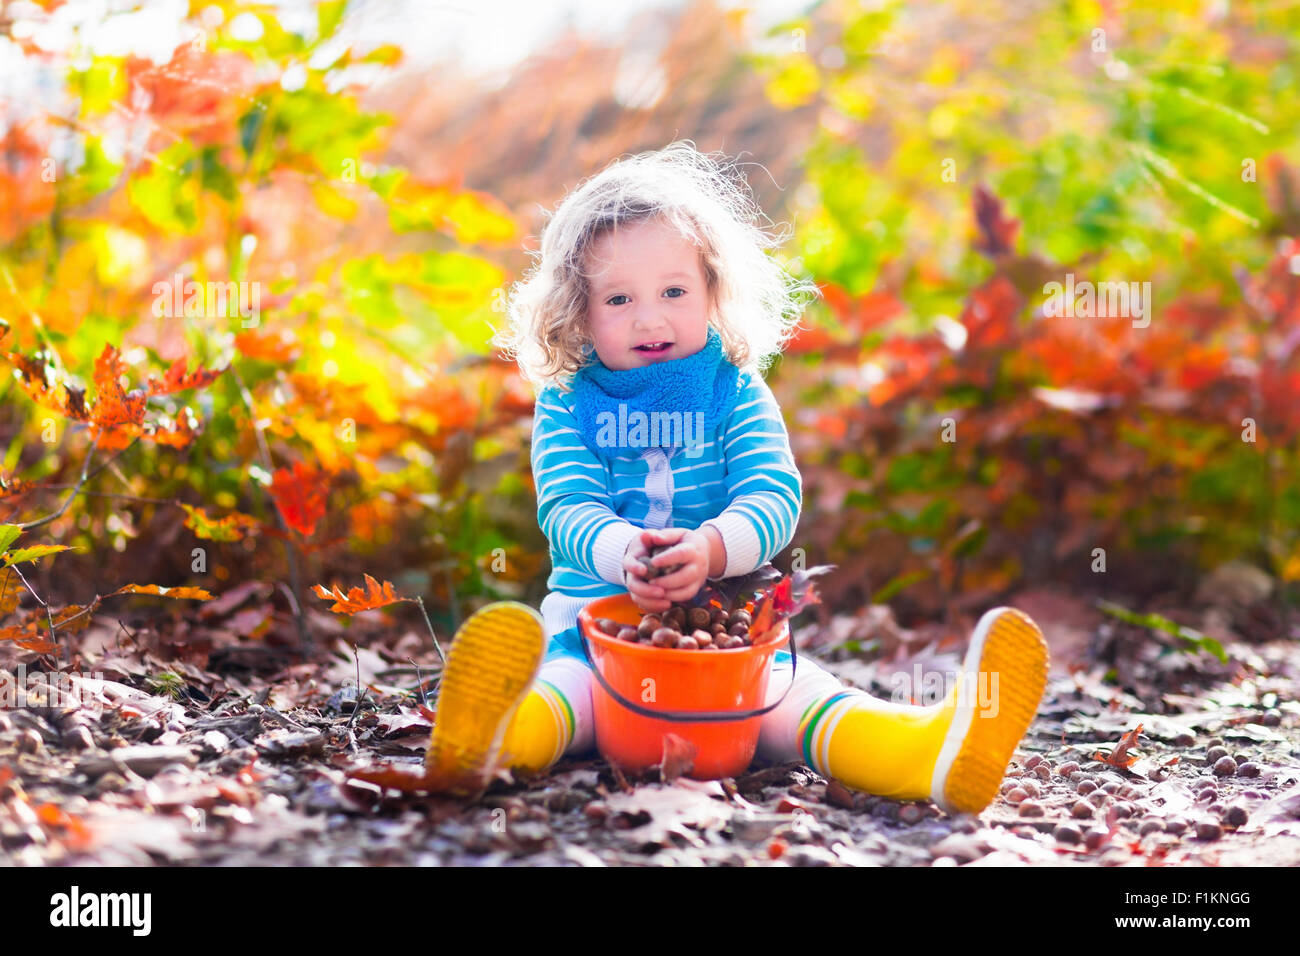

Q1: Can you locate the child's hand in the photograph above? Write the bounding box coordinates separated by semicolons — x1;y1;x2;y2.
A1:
622;530;673;613
638;527;711;605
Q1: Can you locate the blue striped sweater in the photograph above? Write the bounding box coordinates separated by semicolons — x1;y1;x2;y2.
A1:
530;370;802;638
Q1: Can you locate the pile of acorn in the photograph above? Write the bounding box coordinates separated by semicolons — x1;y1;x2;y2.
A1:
591;603;754;650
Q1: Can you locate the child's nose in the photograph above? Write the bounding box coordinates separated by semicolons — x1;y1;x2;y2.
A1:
632;305;668;331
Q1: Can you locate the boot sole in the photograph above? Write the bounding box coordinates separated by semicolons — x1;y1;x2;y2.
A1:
425;602;545;795
930;607;1049;815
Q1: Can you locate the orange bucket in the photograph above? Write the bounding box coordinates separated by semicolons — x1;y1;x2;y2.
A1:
577;593;795;780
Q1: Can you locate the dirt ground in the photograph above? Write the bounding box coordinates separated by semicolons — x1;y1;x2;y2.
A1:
2;578;1298;867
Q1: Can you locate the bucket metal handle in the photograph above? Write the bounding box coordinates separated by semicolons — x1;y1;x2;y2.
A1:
578;626;799;723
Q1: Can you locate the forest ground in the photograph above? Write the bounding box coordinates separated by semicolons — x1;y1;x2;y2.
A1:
2;568;1298;867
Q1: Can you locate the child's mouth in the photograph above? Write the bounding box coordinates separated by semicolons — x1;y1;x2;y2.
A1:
634;342;673;355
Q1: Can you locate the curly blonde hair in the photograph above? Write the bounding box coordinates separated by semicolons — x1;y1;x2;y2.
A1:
493;140;819;393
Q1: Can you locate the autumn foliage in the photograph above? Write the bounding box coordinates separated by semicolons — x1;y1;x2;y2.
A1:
0;0;1297;659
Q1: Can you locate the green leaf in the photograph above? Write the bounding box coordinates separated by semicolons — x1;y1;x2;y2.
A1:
2;544;73;567
0;525;22;553
1096;600;1229;663
872;569;928;604
317;0;349;40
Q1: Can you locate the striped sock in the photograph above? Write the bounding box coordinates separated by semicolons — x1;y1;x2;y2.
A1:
797;691;863;779
498;657;593;771
755;655;845;764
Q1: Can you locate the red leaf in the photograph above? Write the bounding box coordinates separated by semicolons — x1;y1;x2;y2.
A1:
960;276;1021;349
269;462;328;537
972;184;1018;257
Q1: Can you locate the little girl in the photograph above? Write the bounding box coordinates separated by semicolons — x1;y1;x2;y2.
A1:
425;141;1049;815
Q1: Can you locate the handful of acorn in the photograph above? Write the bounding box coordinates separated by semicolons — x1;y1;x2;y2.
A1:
593;551;835;653
590;602;754;651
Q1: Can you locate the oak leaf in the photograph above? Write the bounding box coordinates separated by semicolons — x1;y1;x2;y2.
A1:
313;574;404;614
145;357;226;396
269;462;328;537
1093;723;1144;769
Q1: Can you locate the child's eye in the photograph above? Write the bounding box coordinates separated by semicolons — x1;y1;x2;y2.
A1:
664;287;686;299
606;294;630;306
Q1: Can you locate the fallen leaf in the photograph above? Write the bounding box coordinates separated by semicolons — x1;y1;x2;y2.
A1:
659;733;697;783
313;574;404;614
1093;723;1143;768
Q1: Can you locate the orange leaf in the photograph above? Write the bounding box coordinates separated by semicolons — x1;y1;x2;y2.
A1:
235;327;301;363
146;357;226;396
90;344;147;433
0;621;58;653
269;462;328;537
144;407;202;449
312;574;404;614
109;583;213;600
1093;723;1143;769
3;349;88;421
346;763;440;792
50;604;93;634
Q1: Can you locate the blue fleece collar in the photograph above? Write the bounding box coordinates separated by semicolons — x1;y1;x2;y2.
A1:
570;326;742;460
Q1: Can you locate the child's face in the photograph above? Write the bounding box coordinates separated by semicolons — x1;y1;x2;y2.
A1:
583;217;711;370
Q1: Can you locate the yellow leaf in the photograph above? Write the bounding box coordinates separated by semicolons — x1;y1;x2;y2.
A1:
764;55;820;109
110;583;213;600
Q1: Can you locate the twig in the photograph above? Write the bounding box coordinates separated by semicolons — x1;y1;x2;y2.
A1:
17;433;100;531
407;656;434;708
344;642;372;734
229;364;310;648
8;562;60;659
412;595;447;666
261;705;312;733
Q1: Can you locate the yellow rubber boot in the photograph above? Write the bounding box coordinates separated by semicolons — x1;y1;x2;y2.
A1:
425;602;547;795
799;607;1049;814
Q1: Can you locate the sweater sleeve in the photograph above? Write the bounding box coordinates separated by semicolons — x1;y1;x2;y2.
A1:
531;388;641;586
699;374;802;578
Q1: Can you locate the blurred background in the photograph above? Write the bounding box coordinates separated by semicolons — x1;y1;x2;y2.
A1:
2;0;1298;652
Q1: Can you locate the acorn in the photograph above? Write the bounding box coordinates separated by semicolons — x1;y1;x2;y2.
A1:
711;622;727;636
637;616;662;640
710;607;729;626
617;627;639;642
687;607;711;630
729;623;749;638
651;627;680;648
715;634;742;650
594;617;623;636
692;629;713;648
664;606;687;630
728;609;752;628
677;635;700;650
